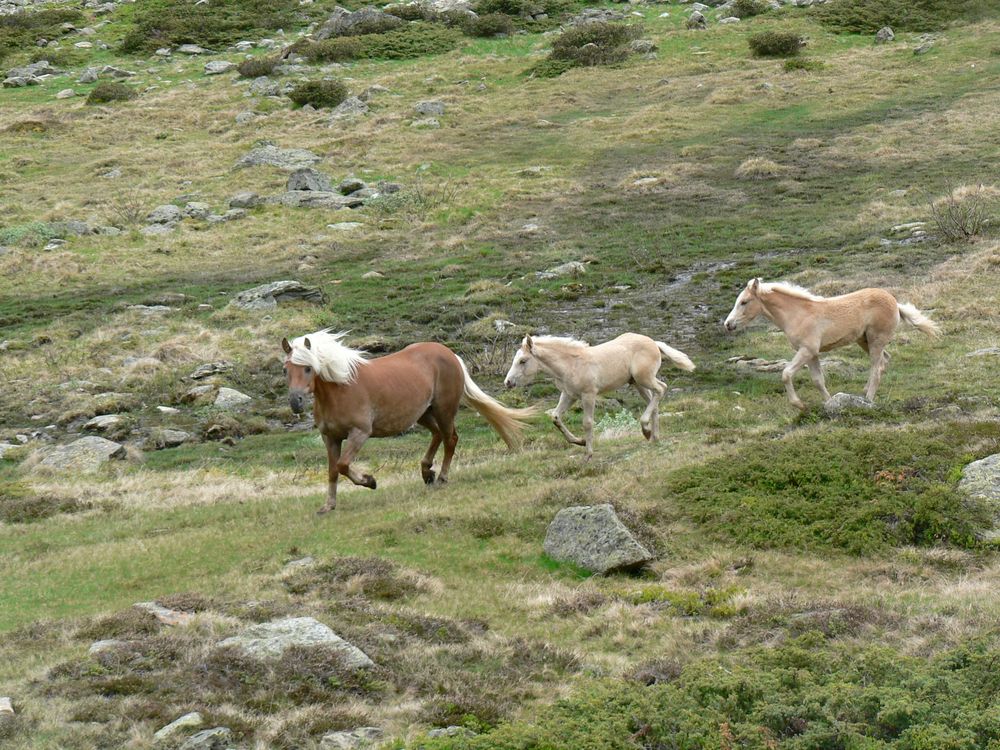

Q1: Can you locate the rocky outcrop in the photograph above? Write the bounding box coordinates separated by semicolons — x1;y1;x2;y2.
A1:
37;436;125;472
543;504;653;574
229;280;325;311
218;617;374;667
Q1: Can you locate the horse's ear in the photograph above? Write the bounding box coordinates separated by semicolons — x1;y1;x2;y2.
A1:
524;335;533;352
303;337;312;350
749;278;761;295
281;337;292;354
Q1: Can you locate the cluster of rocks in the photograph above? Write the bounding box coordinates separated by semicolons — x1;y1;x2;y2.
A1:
3;59;60;88
141;202;246;237
880;221;930;248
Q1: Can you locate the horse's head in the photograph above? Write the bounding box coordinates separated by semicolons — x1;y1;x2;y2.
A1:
504;335;541;388
725;278;764;332
282;336;314;414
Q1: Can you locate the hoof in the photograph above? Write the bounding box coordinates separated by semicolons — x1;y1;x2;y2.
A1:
641;426;652;440
436;475;449;485
423;469;436;485
363;474;377;490
317;504;335;515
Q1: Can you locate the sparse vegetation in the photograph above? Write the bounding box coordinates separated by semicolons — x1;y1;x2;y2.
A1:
748;30;804;57
465;13;516;37
550;22;642;67
784;57;825;71
929;185;998;242
299;22;461;61
731;0;768;19
237;54;280;78
0;8;82;64
287;79;349;109
86;82;137;105
818;0;999;33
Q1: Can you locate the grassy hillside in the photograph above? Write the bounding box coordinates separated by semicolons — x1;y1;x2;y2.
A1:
1;0;999;747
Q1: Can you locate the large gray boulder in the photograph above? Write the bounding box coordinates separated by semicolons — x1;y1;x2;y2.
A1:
823;392;874;416
543;504;653;574
329;96;369;120
37;436;125;472
219;617;374;667
960;453;1000;540
235;144;322;171
287;168;333;192
320;727;383;749
316;7;404;40
229;280;325;311
214;387;251;410
273;191;365;209
154;712;204;742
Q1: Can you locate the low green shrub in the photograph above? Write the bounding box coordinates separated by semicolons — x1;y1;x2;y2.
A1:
0;8;82;64
237;54;280;78
784;57;825;71
524;57;575;78
748;30;803;57
465;13;515;37
656;423;997;554
300;23;461;62
119;0;302;54
326;12;405;37
474;0;540;16
86;82;138;105
386;3;439;21
287;79;348;108
551;21;642;66
0;480;89;524
817;0;998;33
731;0;768;18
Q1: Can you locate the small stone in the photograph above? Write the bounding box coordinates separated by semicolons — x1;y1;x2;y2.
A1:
154;712;204;742
74;41;93;48
537;261;586;279
411;117;440;129
190;362;232;380
88;639;124;655
287;168;333;192
914;42;933;55
875;26;894;44
184;384;216;404
329;96;368;120
134;601;193;626
338;177;366;195
328;222;363;231
235;144;321;171
36;436;126;473
361;271;384;279
686;10;706;29
320;727;383;749
966;347;1000;357
0;697;14;714
154;429;191;449
718;16;740;23
358;84;389;102
100;65;134;79
214;387;252;409
229;280;325;310
157;406;180;414
204;60;236;75
219;617;374;667
179;727;231;750
960;453;1000;541
84;414;123;432
148;204;182;224
56;88;76;99
427;726;477;739
228;191;262;209
78;67;99;84
414;99;445;116
177;44;209;55
183;202;212;219
823;392;875;416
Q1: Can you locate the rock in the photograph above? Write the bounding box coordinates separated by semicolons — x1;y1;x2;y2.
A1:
183;202;212;219
184;384;217;404
78;67;99;84
316;7;404;40
0;443;18;459
875;26;894;43
543;504;653;574
287;167;333;192
414;99;445;116
154;712;204;742
328;222;363;231
247;76;281;96
411;117;440;129
3;76;39;87
823;392;875;416
74;41;93;48
235;144;321;171
427;726;477;739
177;44;209;55
0;696;12;715
537;261;586;279
100;65;134;79
329;96;368;119
339;177;367;195
283;556;316;571
274;191;365;209
148;204;182;224
179;727;231;750
361;271;383;279
141;224;175;236
358;84;389;102
155;47;172;57
88;639;124;655
157;406;180;415
319;727;383;749
230;280;325;312
134;601;193;626
914;42;933;55
726;355;788;373
37;436;126;472
153;429;191;449
218;617;374;667
686;10;706;29
204;60;236;75
966;347;1000;357
84;414;123;432
235;111;258;125
55;88;76;99
959;453;1000;540
718;16;740;23
228;191;262;209
214;387;251;410
629;39;657;53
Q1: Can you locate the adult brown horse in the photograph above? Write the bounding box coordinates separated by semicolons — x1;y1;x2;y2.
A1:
282;330;537;514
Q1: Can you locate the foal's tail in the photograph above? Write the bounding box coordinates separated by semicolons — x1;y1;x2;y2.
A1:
656;342;697;372
897;302;942;338
454;356;539;449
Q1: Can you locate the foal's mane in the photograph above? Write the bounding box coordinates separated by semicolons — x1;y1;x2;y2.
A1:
530;335;590;349
289;329;367;384
760;282;823;301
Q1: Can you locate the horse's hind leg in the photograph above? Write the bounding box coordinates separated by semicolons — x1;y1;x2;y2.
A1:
633;372;666;441
434;412;459;484
864;337;890;401
782;348;814;411
417;412;443;484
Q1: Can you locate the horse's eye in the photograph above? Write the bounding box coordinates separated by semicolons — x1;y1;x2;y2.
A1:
282;366;288;375
741;300;749;306
304;366;312;374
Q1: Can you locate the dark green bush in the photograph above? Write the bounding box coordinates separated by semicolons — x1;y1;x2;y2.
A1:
301;22;461;61
524;57;576;78
326;12;405;37
119;0;302;54
237;54;280;78
817;0;998;33
656;423;997;554
731;0;768;18
748;30;803;57
550;21;642;67
465;13;515;37
474;0;540;17
86;82;138;105
784;57;824;71
0;8;82;64
386;3;439;21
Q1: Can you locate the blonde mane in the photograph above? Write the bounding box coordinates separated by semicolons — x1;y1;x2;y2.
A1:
760;282;823;301
529;335;590;349
290;329;367;384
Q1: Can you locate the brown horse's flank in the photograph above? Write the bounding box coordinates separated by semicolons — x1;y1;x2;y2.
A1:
282;335;534;514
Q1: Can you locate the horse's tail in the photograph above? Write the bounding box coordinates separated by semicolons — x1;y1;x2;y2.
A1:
656;341;696;372
897;302;942;338
454;355;539;449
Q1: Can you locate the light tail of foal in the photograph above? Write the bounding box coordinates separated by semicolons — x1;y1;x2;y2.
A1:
455;356;539;449
657;341;697;372
897;302;942;338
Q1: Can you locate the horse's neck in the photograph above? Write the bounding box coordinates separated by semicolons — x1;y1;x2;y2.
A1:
533;344;582;383
759;290;813;332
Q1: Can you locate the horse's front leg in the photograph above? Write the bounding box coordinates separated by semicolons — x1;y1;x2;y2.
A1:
581;393;597;460
806;357;831;402
549;391;585;446
337;427;377;489
782;348;814;411
318;434;342;514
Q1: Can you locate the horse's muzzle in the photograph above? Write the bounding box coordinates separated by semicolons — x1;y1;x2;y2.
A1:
724;320;737;332
289;392;307;414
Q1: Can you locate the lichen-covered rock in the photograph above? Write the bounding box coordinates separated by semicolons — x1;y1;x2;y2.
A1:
179;727;231;750
37;436;125;472
214;387;251;410
154;712;204;741
960;453;1000;540
287;168;333;192
229;280;325;311
823;392;874;416
235;144;321;171
219;617;374;667
319;727;383;749
543;504;653;574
